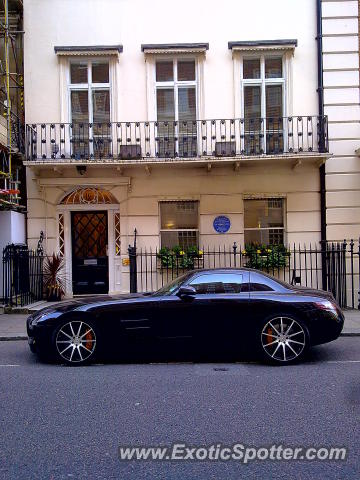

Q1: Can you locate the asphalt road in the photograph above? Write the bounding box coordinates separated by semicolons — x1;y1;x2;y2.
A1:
0;338;359;480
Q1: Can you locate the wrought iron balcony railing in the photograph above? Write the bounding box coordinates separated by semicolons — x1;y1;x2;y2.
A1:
25;116;328;162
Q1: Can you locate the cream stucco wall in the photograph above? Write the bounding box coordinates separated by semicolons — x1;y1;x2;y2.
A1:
24;0;319;123
26;161;321;293
322;0;360;241
27;163;322;250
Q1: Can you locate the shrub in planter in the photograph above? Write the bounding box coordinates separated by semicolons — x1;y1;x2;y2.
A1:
157;246;203;269
243;243;289;271
43;253;66;301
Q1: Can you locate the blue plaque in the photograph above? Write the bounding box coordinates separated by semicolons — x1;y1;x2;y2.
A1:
213;216;231;233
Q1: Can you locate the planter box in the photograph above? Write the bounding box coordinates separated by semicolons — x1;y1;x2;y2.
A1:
156;257;204;271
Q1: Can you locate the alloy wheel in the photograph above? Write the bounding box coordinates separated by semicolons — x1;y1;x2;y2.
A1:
56;321;96;363
261;317;306;363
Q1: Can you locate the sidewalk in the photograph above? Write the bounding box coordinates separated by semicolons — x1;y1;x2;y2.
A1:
0;309;359;340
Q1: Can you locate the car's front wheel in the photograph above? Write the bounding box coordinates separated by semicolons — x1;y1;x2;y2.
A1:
259;316;308;365
54;319;97;365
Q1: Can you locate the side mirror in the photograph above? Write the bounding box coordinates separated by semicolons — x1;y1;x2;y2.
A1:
177;285;196;298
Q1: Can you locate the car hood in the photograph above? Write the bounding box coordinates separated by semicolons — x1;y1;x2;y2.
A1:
32;293;149;317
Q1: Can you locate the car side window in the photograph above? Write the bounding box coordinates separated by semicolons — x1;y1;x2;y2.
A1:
188;273;248;294
248;282;273;292
248;272;277;292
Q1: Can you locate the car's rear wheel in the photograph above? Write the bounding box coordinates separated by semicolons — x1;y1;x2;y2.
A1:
260;316;308;365
54;320;97;365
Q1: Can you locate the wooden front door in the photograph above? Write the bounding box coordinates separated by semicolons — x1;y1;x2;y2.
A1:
71;211;108;294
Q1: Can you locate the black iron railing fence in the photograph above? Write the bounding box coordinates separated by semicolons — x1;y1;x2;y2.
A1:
2;244;44;307
129;240;359;309
3;238;358;309
26;116;328;162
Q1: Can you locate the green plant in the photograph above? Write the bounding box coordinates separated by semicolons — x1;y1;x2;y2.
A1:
242;243;289;270
43;253;66;299
157;246;203;269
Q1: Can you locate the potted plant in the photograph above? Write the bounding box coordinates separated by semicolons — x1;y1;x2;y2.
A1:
242;243;290;271
157;246;203;270
43;253;66;301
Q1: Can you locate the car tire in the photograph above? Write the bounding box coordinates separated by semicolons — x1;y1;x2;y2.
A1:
258;314;309;365
53;317;98;366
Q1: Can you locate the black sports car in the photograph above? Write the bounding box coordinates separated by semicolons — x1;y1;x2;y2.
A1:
27;268;344;365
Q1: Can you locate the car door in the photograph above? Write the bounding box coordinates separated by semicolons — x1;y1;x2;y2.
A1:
93;295;160;349
155;293;195;340
186;271;250;345
156;271;250;345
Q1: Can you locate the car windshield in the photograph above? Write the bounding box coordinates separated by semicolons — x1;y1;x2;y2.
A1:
152;272;192;296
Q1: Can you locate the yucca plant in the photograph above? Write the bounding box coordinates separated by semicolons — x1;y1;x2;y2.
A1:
43;253;66;301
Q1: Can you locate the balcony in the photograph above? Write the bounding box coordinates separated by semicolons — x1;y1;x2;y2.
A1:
25;116;328;166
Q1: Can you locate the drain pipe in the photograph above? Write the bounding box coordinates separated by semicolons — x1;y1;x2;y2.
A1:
316;0;327;289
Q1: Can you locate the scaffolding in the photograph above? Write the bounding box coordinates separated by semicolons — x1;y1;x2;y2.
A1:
0;0;24;210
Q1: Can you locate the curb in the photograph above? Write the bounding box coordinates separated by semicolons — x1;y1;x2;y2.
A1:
340;332;360;337
0;336;28;341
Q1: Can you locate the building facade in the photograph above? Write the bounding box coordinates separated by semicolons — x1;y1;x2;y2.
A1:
24;0;331;295
321;0;360;242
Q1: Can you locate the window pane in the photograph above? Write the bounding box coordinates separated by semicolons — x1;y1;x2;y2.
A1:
157;89;175;122
244;85;262;152
178;87;196;122
178;87;197;156
244;228;284;245
71;91;89;158
92;62;109;83
266;85;282;118
160;201;198;229
244;85;261;120
71;91;89;123
266;85;283;153
178;60;195;81
92;90;110;124
265;57;282;78
189;273;246;294
161;231;198;249
92;90;110;156
70;63;88;83
244;199;284;229
243;58;260;79
156;61;173;81
157;89;175;156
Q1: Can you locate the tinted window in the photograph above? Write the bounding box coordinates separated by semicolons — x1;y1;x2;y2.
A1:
189;273;248;294
249;282;273;292
248;272;281;292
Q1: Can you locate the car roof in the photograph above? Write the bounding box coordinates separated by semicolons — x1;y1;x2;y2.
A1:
188;267;259;274
185;268;292;290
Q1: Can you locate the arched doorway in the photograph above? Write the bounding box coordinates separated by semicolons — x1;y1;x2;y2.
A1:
59;187;119;295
